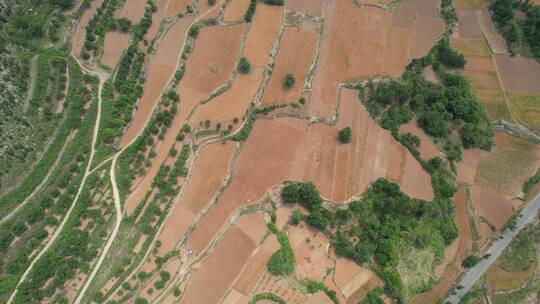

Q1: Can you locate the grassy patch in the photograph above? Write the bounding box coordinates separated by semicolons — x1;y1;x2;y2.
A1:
396;245;436;298
507;92;540;133
497;226;536;272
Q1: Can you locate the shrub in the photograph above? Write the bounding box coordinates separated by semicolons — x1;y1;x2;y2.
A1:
283;73;295;88
188;25;199;38
338;127;352;143
244;0;257;22
237;57;251;74
290;209;303;225
462;255;481;268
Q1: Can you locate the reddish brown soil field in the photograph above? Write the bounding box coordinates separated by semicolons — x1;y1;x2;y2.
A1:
461;70;501;90
181;225;256;304
285;0;323;17
412;185;473;304
178;24;244;103
494;54;540;94
223;0;250;22
304;292;334;304
471;185;513;229
457;10;483;39
289;223;333;280
383;28;412;77
410;16;445;58
189;71;261;125
155;142;235;255
457;148;486;185
261;27;317;104
117;0;147;22
392;0;414;30
165;0;191;17
465;56;495;71
120;16;193;148
399;120;442;161
292;89;433;202
71;0;102;56
186;118;308;254
243;4;283;68
101;31;130;68
253;271;307;303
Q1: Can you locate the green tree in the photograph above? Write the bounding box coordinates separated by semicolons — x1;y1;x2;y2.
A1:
283;73;295;88
338;127;352;143
238;57;251;74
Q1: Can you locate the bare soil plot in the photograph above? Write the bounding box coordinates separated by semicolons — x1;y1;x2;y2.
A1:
101;31;130;68
253;272;307;303
487;265;535;291
507;92;540;133
120;16;193;147
410;16;446;59
465;56;495;71
221;289;249;304
155;142;235;255
261;27;318;105
179;24;245;103
471;185;514;229
454;0;488;10
494;54;540;94
181;225;256;304
457;10;483;39
304;292;334;304
243;4;283;68
391;0;414;30
189;71;261;126
285;0;323;17
117;0;147;22
461;70;501;90
412;185;473;304
456;148;486;185
383;28;411;76
292;89;433;202
475;132;540;197
186;118;308;254
165;0;191;17
71;0;102;56
289;223;333;280
223;0;250;22
477;6;509;55
334;258;381;300
399;119;442;161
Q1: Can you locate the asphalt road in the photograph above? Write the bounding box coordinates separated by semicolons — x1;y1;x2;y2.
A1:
446;193;540;304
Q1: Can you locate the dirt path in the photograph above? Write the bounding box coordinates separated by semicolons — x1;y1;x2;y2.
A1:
6;60;107;304
0;134;72;227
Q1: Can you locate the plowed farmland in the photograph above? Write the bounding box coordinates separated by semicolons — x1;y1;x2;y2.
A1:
7;1;540;304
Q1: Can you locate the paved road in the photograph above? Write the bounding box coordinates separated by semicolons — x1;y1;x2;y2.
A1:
446;193;540;304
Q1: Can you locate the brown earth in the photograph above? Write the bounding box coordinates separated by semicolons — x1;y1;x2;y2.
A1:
465;56;496;71
450;38;491;57
470;185;514;229
304;292;334;304
178;24;245;103
223;0;250;22
461;70;501;90
243;4;283;68
494;54;540;94
189;71;261;126
155;142;236;255
261;27;317;105
291;88;434;202
71;0;102;57
120;16;194;148
181;222;261;304
285;0;323;17
289;223;333;280
165;0;191;17
145;0;169;40
253;271;307;303
309;0;443;119
101;31;130;68
457;10;483;39
186;117;307;254
117;0;147;22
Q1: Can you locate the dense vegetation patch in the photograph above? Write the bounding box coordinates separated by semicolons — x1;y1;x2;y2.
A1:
282;178;457;301
266;222;296;276
490;0;540;60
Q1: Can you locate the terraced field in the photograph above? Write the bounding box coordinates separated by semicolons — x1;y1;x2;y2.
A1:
2;0;540;304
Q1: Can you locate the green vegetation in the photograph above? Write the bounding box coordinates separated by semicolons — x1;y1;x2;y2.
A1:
497;225;536;272
249;292;287;304
490;0;540;60
282;178;457;301
338;127;352;143
361;288;384;304
245;0;257;22
462;255;481;268
303;280;339;304
81;0;125;59
361;37;492;152
522;168;540;199
238;57;251;74
266;223;295;276
283;73;296;89
263;0;284;5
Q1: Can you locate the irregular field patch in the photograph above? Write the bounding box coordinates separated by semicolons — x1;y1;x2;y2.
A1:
507;92;540;133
